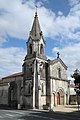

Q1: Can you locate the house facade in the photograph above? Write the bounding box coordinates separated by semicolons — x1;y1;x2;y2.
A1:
0;11;69;109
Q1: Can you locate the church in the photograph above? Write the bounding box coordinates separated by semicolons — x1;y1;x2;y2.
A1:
0;11;69;109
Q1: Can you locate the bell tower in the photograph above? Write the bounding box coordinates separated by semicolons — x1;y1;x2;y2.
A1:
23;10;47;109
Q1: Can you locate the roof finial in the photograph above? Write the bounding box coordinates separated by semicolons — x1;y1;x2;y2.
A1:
35;4;38;15
57;52;60;58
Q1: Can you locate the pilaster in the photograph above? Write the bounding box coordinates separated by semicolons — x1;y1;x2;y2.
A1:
32;59;36;109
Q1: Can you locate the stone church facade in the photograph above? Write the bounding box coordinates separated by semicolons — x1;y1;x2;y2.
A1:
0;12;69;109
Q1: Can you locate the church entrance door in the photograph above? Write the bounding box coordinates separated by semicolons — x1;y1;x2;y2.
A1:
57;89;64;105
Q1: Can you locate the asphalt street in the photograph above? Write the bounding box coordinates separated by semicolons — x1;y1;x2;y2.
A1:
0;108;80;120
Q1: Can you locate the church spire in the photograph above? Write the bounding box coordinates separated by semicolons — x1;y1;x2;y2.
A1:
26;8;46;58
30;7;42;40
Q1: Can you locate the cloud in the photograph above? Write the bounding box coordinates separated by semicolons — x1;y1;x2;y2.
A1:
68;0;80;7
52;43;80;80
58;11;63;16
0;47;26;77
0;0;35;45
0;0;80;45
38;1;80;42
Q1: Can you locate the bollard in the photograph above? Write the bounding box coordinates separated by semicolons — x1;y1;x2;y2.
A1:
49;104;53;112
18;104;21;110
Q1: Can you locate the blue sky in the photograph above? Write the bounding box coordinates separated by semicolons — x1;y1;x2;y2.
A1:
0;0;80;81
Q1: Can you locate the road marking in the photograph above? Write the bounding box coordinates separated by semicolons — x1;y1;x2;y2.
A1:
2;110;25;115
0;115;3;118
6;114;14;117
18;119;24;120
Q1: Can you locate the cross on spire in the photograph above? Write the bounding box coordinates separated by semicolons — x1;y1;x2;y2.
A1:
35;5;38;15
57;52;60;58
30;5;41;40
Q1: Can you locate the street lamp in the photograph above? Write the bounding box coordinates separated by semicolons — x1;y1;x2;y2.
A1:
71;69;80;111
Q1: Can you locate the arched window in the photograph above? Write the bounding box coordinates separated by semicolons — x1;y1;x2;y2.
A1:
66;94;68;104
28;83;31;94
58;68;61;78
57;92;60;105
53;93;55;106
40;44;43;54
41;83;44;94
29;44;32;54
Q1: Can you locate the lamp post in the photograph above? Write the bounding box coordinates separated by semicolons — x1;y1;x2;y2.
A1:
71;69;80;111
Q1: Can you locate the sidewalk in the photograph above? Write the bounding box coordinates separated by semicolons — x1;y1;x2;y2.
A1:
53;105;79;112
32;105;79;113
0;105;79;113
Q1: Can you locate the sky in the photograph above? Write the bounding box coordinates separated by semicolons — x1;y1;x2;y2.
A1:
0;0;80;82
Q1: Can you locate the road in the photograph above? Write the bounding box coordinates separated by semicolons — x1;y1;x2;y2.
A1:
0;108;80;120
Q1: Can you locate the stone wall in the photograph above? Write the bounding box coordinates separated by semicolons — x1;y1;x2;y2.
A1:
0;74;23;107
0;85;9;105
50;61;67;80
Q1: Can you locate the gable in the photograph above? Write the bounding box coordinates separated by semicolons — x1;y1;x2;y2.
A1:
48;58;68;80
50;58;67;70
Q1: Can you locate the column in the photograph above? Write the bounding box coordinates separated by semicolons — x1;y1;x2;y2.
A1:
50;78;53;110
32;59;36;109
55;93;57;106
38;74;41;109
37;61;41;109
64;93;66;105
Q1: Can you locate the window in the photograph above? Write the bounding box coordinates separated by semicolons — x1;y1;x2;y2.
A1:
29;44;32;54
0;89;4;96
28;83;31;94
58;68;61;78
40;44;43;54
41;83;44;94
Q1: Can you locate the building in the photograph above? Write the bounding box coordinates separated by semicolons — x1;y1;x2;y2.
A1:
0;72;23;108
69;83;80;105
0;11;69;109
69;84;76;104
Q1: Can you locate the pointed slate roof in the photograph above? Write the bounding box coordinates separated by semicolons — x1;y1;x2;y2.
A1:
30;12;42;40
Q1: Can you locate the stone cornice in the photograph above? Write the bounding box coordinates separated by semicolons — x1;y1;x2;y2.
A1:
49;76;69;82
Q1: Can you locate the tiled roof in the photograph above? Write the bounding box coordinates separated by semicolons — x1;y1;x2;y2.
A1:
0;78;2;81
2;72;23;79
